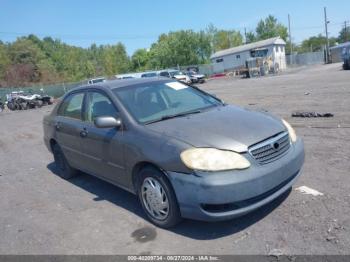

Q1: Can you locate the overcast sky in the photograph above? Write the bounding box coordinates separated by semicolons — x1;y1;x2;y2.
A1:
1;0;349;54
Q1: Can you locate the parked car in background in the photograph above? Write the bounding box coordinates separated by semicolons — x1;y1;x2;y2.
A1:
0;98;4;112
87;77;106;85
342;46;350;70
6;90;53;111
158;70;191;84
141;72;158;78
115;74;136;79
43;78;304;228
186;71;206;84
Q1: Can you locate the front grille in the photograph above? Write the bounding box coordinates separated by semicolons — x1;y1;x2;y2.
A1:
249;132;290;164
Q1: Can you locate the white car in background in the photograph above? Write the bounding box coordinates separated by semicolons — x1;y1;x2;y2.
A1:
186;71;206;84
158;70;191;84
87;77;106;85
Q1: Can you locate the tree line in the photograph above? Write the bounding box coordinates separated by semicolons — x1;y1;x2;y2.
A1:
0;15;348;87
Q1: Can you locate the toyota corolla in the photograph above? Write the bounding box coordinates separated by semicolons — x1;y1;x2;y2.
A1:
43;78;304;228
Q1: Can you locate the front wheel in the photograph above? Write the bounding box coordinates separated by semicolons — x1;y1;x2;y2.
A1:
137;166;182;228
7;102;15;110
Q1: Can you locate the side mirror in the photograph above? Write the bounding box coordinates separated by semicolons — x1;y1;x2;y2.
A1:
94;116;122;129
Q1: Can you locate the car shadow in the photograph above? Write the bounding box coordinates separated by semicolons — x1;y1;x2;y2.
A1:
47;162;291;240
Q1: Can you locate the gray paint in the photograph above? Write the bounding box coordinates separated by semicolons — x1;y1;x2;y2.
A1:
43;78;305;221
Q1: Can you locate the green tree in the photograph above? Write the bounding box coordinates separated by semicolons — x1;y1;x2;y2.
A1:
114;43;130;74
338;27;350;43
197;30;212;62
255;15;288;41
0;41;10;84
212;30;243;51
299;34;337;53
206;24;243;52
131;48;150;71
149;30;211;68
7;37;48;85
245;31;256;44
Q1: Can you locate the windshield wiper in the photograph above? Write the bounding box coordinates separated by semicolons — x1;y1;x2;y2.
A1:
145;110;202;125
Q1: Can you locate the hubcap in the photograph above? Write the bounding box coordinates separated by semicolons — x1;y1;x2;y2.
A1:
141;177;169;220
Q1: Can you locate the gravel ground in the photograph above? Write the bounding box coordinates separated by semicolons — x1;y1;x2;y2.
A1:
0;63;349;255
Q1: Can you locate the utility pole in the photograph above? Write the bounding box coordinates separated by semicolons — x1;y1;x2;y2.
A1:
288;14;293;63
345;21;348;42
244;27;247;44
324;7;330;63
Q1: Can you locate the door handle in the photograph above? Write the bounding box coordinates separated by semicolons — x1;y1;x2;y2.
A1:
55;122;61;131
80;128;88;138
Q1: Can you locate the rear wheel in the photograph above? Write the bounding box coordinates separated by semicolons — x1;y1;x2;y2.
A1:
52;143;78;179
137;166;182;228
345;60;350;70
274;63;280;74
20;102;28;110
36;100;43;108
7;102;15;111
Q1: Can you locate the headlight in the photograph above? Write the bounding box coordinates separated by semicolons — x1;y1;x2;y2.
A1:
282;119;297;143
180;148;250;171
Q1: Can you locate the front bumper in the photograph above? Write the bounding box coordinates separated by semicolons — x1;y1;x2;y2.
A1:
167;138;304;221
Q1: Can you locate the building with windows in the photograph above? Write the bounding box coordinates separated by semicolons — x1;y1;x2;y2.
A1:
210;37;287;73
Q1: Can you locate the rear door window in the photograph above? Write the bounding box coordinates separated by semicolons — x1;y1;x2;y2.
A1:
58;92;84;120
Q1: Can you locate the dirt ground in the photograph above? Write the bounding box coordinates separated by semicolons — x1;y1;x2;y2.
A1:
0;63;349;255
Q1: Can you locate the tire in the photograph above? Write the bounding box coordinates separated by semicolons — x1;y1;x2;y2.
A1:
20;102;28;110
137;166;182;228
36;100;43;108
52;143;78;179
274;63;280;74
14;102;21;110
346;60;350;70
7;102;15;111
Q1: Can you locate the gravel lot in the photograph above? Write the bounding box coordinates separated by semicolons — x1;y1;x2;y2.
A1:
0;63;349;255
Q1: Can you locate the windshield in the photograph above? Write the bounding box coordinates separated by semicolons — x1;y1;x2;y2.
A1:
141;73;157;78
92;78;105;84
169;71;182;77
113;81;222;124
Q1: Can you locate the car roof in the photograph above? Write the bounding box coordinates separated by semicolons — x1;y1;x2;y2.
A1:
73;77;172;92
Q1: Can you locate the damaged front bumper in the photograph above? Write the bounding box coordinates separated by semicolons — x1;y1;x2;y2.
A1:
167;138;305;221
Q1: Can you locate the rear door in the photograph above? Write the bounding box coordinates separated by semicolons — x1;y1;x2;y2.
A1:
55;91;86;169
80;90;126;185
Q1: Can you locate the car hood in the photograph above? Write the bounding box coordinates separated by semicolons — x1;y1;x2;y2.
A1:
174;75;189;79
146;105;285;152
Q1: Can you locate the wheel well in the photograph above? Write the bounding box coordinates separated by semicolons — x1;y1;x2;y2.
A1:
131;162;166;193
49;139;57;151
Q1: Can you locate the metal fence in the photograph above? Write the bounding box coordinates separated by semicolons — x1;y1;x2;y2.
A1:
0;51;329;101
286;51;325;66
0;81;83;101
180;51;327;77
179;64;216;76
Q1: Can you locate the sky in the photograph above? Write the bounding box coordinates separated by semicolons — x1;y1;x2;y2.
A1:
0;0;349;54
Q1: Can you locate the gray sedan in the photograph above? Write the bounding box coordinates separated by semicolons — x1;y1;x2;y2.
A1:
43;78;304;228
